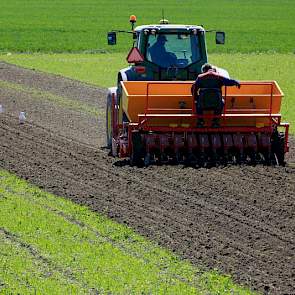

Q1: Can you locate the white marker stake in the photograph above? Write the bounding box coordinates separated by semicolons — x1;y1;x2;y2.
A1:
0;104;3;113
19;112;26;124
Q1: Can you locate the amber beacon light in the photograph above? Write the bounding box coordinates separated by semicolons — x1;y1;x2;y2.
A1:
129;15;137;23
129;15;137;30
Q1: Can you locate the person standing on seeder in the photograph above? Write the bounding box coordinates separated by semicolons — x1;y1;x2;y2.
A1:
191;63;240;128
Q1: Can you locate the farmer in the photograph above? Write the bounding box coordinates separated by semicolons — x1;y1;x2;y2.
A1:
148;34;177;68
191;63;240;127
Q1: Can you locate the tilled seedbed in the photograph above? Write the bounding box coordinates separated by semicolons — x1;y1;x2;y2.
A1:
0;62;294;294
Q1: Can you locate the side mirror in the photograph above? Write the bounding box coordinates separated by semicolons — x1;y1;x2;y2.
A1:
107;32;117;45
216;31;225;45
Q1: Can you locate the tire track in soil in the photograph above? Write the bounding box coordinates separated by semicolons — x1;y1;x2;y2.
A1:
0;63;294;294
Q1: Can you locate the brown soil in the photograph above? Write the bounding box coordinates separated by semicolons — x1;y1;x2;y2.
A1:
0;62;294;294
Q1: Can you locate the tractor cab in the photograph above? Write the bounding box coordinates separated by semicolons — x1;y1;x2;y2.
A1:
107;17;225;82
134;24;206;80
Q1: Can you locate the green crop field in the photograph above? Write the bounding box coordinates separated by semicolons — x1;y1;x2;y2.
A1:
0;0;294;293
0;0;294;53
0;169;255;294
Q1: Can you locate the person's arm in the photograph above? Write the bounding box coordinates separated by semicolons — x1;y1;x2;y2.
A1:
220;76;240;87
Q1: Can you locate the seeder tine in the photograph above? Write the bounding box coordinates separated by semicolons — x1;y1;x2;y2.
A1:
130;126;284;167
197;151;208;168
198;134;210;152
173;151;185;164
222;134;234;164
186;153;199;167
159;153;169;164
144;152;151;167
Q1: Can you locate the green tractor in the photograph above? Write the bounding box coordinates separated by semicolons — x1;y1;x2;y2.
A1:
106;16;226;147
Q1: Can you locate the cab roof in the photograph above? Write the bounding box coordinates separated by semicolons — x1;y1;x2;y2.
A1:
134;24;205;32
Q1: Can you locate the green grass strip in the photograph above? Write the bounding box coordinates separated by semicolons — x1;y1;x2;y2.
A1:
0;189;196;294
1;53;126;89
0;231;86;295
0;169;255;294
0;79;103;117
0;176;199;286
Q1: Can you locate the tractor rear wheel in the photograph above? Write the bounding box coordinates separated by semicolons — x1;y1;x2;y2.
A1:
130;132;144;166
272;131;286;166
106;92;113;148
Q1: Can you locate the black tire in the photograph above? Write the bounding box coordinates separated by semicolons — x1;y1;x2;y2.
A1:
272;131;286;166
106;92;113;148
130;132;144;166
106;89;118;148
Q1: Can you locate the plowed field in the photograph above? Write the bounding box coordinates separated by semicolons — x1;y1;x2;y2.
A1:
0;62;294;294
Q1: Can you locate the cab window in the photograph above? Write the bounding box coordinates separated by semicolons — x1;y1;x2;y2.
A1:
146;33;201;68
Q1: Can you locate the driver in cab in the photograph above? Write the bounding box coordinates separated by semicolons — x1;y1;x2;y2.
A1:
148;35;177;68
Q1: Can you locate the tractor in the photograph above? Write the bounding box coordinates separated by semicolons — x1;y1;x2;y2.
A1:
106;16;289;166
